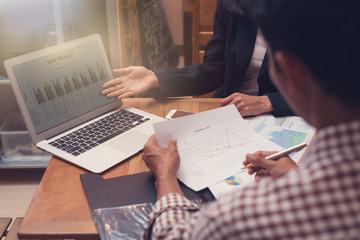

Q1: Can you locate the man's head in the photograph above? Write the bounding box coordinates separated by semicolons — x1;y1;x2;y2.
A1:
251;0;360;126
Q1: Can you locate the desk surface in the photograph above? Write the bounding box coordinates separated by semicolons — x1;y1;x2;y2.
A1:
18;98;221;240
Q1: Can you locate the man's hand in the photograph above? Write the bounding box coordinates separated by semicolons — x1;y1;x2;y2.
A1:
102;66;159;99
142;135;180;180
243;151;298;182
142;135;183;199
221;93;273;116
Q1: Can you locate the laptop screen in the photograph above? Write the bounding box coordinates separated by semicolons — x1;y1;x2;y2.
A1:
12;40;115;134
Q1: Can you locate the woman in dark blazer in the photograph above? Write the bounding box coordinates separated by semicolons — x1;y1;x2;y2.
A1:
102;0;293;117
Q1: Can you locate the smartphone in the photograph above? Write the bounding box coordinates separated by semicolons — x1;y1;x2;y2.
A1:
165;109;195;119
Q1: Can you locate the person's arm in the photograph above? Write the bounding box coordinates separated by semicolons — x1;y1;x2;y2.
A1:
141;136;201;239
141;137;301;240
147;0;231;98
141;135;240;240
102;0;228;99
142;136;183;200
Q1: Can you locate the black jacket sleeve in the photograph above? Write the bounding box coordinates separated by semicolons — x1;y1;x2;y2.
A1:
150;0;228;98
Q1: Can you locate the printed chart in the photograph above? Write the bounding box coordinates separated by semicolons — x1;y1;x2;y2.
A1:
225;176;243;186
154;105;282;191
246;115;316;162
209;114;316;198
209;171;255;199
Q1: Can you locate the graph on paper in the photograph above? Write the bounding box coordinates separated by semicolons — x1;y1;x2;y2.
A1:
250;118;315;162
182;128;254;158
244;115;315;162
13;41;114;134
154;105;283;191
175;123;278;191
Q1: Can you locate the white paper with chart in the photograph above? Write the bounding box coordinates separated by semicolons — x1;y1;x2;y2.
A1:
208;114;315;198
244;114;315;163
153;105;282;191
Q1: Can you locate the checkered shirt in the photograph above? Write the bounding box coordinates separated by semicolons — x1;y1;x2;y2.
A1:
142;120;360;240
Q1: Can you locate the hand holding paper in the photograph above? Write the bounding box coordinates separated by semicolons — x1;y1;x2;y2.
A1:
153;105;282;191
142;136;184;200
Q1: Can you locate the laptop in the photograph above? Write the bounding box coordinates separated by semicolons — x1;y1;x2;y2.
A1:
4;34;164;173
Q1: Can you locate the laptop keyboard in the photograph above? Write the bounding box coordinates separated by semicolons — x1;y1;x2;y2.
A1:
49;109;150;156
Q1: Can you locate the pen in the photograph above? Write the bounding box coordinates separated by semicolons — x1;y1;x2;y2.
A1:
241;142;307;170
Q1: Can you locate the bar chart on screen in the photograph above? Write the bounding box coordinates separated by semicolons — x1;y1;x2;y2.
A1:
30;63;107;104
23;61;109;125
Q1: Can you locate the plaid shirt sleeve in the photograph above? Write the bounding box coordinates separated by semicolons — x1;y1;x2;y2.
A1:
142;193;200;240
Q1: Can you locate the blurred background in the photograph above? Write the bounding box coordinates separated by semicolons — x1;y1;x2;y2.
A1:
0;0;190;220
0;0;187;166
0;0;185;77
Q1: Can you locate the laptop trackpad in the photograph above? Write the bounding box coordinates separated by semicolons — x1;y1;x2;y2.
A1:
107;131;149;154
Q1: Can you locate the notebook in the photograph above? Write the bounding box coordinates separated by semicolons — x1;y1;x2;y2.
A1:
4;34;164;173
80;172;215;210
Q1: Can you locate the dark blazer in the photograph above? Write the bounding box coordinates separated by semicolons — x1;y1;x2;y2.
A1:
151;0;293;117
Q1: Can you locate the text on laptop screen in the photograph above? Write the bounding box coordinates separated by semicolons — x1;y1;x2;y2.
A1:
12;41;115;134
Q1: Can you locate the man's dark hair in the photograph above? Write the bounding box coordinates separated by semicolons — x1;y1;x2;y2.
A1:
251;0;360;105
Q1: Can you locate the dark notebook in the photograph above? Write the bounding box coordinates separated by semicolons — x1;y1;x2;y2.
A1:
80;172;215;211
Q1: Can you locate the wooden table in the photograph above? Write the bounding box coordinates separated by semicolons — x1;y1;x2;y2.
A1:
18;98;221;240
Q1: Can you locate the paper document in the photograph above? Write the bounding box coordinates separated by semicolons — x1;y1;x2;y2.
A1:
153;105;282;191
208;171;255;199
208;114;315;198
245;115;316;162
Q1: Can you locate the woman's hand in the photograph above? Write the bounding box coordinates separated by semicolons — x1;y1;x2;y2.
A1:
221;93;273;116
102;66;159;99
